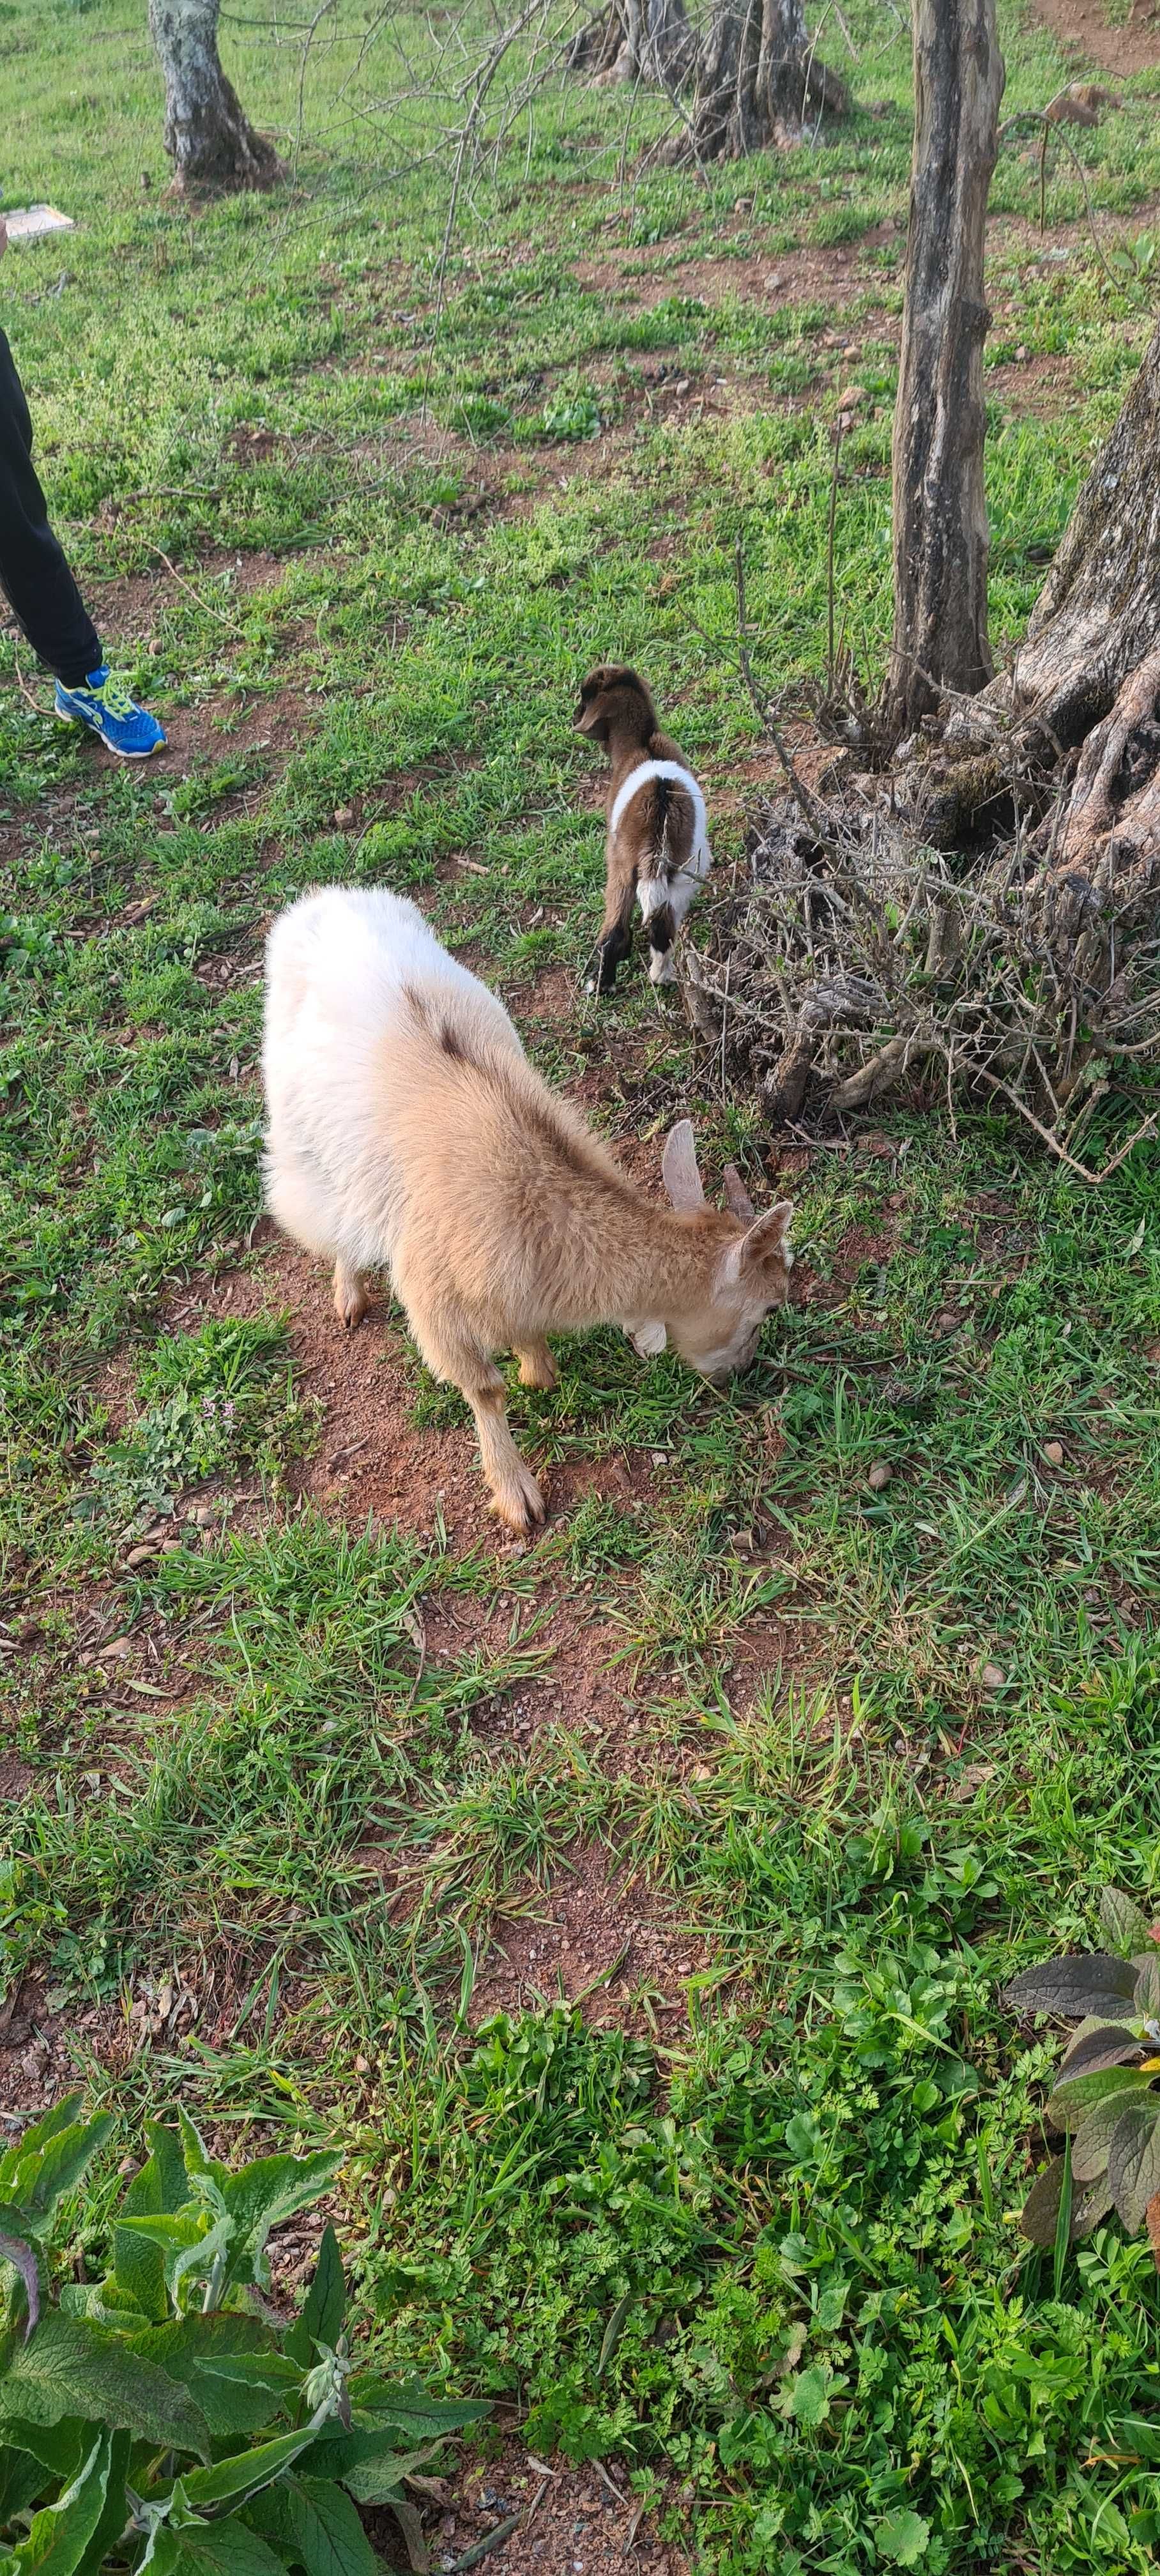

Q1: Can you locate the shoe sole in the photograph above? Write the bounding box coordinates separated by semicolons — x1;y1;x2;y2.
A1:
55;708;166;760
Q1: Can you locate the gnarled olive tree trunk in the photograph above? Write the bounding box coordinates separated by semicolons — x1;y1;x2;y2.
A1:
888;0;1004;736
688;0;845;160
1005;316;1160;749
149;0;284;192
564;0;695;86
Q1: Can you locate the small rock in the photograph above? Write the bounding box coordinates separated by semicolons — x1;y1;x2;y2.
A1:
98;1636;132;1660
867;1460;892;1492
936;1308;959;1333
333;804;355;827
160;1538;184;1555
1043;1440;1064;1467
125;1545;156;1567
836;383;866;411
764;272;785;291
981;1661;1006;1692
1014;344;1028;362
355;2053;370;2074
675;378;691;395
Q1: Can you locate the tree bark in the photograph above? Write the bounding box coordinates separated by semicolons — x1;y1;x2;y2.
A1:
687;0;845;163
565;0;695;86
888;0;1004;738
149;0;284;192
1002;316;1160;749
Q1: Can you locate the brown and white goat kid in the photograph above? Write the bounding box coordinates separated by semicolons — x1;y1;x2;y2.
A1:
263;887;792;1533
575;663;712;995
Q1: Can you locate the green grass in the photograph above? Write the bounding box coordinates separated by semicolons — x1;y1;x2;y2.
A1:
3;0;1160;2566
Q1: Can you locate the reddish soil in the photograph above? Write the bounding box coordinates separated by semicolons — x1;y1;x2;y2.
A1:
1033;0;1160;77
467;1840;712;2032
393;2442;688;2576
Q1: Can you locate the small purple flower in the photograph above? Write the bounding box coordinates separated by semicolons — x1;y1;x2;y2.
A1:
224;1400;236;1422
202;1394;216;1415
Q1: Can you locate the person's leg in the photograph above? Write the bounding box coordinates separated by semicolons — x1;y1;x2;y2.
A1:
0;327;165;756
0;326;102;686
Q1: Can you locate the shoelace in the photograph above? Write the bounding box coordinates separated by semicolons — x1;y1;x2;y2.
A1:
89;672;137;718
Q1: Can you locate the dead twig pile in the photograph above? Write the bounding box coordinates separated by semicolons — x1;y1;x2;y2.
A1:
682;780;1160;1183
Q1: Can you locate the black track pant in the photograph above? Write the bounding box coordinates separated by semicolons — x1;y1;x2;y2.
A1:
0;326;101;687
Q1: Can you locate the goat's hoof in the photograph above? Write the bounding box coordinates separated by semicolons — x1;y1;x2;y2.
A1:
333;1273;370;1329
489;1467;547;1534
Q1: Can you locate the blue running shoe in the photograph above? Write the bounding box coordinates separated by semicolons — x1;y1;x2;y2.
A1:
54;666;167;760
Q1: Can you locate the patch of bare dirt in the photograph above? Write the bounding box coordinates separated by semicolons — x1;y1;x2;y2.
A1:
392;2438;687;2576
467;1841;711;2034
1032;0;1160;79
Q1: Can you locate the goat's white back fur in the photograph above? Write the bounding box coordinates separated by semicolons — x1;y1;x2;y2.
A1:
263;885;524;1278
608;758;710;874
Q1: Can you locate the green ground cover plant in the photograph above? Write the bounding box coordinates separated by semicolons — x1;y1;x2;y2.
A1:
3;0;1160;2564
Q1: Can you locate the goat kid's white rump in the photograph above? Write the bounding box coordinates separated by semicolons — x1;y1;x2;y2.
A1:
607;758;712;874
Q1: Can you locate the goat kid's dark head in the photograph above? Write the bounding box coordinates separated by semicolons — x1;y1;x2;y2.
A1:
574;663;657;747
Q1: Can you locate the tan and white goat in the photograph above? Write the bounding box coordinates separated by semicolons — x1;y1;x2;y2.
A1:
263;887;792;1533
575;663;712;994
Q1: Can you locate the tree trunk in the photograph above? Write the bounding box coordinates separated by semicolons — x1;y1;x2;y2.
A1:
887;0;1004;738
1002;315;1160;749
687;0;846;162
565;0;695;86
149;0;284;192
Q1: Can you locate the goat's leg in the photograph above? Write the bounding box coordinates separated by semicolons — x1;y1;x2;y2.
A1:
588;852;637;995
333;1257;372;1328
645;898;678;985
466;1371;547;1531
515;1337;558;1391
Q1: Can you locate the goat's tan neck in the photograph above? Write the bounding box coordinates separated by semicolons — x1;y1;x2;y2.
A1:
545;1158;726;1327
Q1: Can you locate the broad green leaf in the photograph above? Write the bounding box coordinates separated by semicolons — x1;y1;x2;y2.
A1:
20;2124;115;2228
75;2428;130;2576
286;2228;345;2372
874;2508;930;2566
1007;1954;1139;2020
1056;2026;1144;2083
118;2128;190;2325
248;2474;379;2576
337;2447;430;2509
1021;2156;1068;2246
0;2419;86;2481
1134;1953;1160;2017
1023;2155;1117;2252
148;2515;290;2576
221;2158;343;2279
0;2214;42;2338
127;2317;282;2442
1073;2092;1146;2182
0;2442;50;2524
1100;1889;1152;1956
1044;2066;1150;2129
12;2432;110;2576
0;2312;208;2457
1107;2097;1160;2234
342;2381;490;2437
177;2426;321;2511
0;2106;84;2198
177;2116;229;2206
790;2365;830;2430
122;2128;188;2221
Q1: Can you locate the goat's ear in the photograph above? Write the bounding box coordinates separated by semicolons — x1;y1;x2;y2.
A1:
719;1200;794;1288
722;1163;756;1223
662;1118;705;1210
